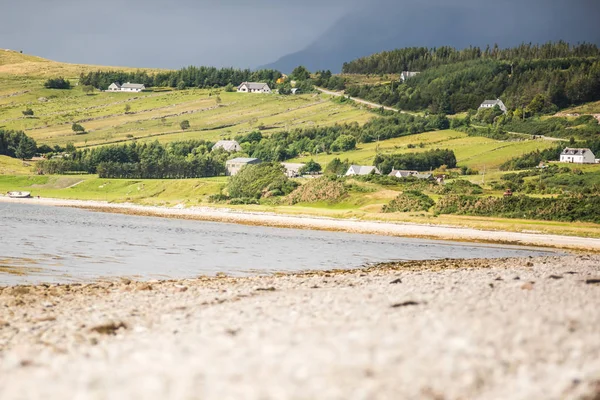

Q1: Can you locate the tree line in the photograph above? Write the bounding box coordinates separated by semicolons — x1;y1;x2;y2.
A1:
79;66;282;90
36;140;230;179
374;149;457;174
234;113;449;162
342;42;600;74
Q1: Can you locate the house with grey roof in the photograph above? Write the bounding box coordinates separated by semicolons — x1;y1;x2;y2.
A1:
400;71;420;82
388;169;418;178
237;82;272;94
345;165;381;176
225;157;261;176
107;82;121;91
212;140;242;152
281;163;306;178
107;82;145;93
559;148;596;164
479;99;507;113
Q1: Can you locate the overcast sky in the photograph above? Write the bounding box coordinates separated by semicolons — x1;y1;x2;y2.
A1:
1;0;598;69
0;0;362;69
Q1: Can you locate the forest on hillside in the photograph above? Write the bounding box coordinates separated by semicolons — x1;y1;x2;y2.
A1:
342;42;600;114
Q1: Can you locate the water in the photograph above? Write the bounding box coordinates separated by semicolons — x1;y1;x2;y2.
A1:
0;203;559;285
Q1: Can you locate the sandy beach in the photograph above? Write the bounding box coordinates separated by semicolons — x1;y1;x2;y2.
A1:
2;196;600;251
1;256;599;399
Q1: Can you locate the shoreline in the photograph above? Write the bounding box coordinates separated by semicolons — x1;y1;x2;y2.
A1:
1;196;600;251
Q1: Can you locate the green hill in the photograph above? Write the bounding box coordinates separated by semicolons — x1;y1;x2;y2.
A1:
341;43;600;115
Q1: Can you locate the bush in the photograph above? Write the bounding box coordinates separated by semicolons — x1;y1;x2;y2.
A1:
287;177;347;204
228;163;298;199
299;159;322;175
72;123;86;134
22;108;34;117
382;190;435;213
44;77;71;89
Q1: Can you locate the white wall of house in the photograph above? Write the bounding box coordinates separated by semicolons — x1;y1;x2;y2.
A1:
560;153;596;164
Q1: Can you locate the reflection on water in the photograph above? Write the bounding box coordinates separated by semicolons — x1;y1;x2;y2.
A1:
0;203;560;285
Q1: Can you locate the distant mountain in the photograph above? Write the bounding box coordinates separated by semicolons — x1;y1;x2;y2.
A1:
260;0;600;73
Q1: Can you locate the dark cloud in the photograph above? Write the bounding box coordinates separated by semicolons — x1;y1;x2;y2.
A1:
1;0;598;69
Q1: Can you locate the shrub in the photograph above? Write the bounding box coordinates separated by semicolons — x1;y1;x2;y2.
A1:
72;123;86;134
287;177;347;204
382;190;435;213
44;77;71;89
228;163;298;199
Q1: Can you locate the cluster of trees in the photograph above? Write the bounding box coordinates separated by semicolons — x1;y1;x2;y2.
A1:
342;43;600;114
342;42;600;74
234;113;448;163
79;67;282;90
44;77;71;89
374;149;457;174
503;115;600;140
436;194;600;224
227;163;298;200
0;129;38;160
36;140;231;178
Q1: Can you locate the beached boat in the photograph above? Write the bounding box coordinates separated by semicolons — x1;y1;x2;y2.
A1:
7;191;32;198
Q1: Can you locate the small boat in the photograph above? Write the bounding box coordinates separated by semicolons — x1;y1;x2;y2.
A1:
7;191;32;198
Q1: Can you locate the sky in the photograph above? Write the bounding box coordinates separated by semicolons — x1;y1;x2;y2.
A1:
0;0;362;69
1;0;598;70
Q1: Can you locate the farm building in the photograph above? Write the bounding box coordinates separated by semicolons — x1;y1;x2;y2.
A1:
559;148;596;164
479;99;507;113
345;165;381;176
212;140;242;152
107;82;145;92
237;82;272;94
225;157;261;176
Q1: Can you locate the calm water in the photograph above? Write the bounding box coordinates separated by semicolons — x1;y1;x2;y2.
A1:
0;203;559;285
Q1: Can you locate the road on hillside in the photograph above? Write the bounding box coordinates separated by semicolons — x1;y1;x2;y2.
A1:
316;87;403;113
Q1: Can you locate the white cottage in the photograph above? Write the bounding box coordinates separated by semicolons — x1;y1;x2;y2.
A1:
479;99;507;113
400;71;420;82
560;148;596;164
388;169;418;178
212;140;242;152
107;82;145;92
120;82;145;92
107;82;122;91
345;165;381;176
237;82;272;94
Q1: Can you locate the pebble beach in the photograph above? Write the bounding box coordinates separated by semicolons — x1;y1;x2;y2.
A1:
1;256;600;399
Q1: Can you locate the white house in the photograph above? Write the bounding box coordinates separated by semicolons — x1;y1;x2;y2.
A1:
400;71;420;82
388;169;418;178
121;82;145;92
345;165;381;176
107;82;121;91
107;82;145;92
225;157;261;176
281;163;306;178
237;82;272;94
479;99;507;113
560;148;596;164
212;140;242;152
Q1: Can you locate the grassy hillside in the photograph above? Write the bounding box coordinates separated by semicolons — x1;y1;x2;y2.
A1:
0;49;163;78
288;130;555;171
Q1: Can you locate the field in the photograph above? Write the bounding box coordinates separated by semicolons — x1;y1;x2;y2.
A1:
288;130;556;171
0;50;374;148
0;175;226;206
0;78;374;148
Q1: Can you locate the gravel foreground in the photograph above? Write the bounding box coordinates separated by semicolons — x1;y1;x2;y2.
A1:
1;256;600;400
